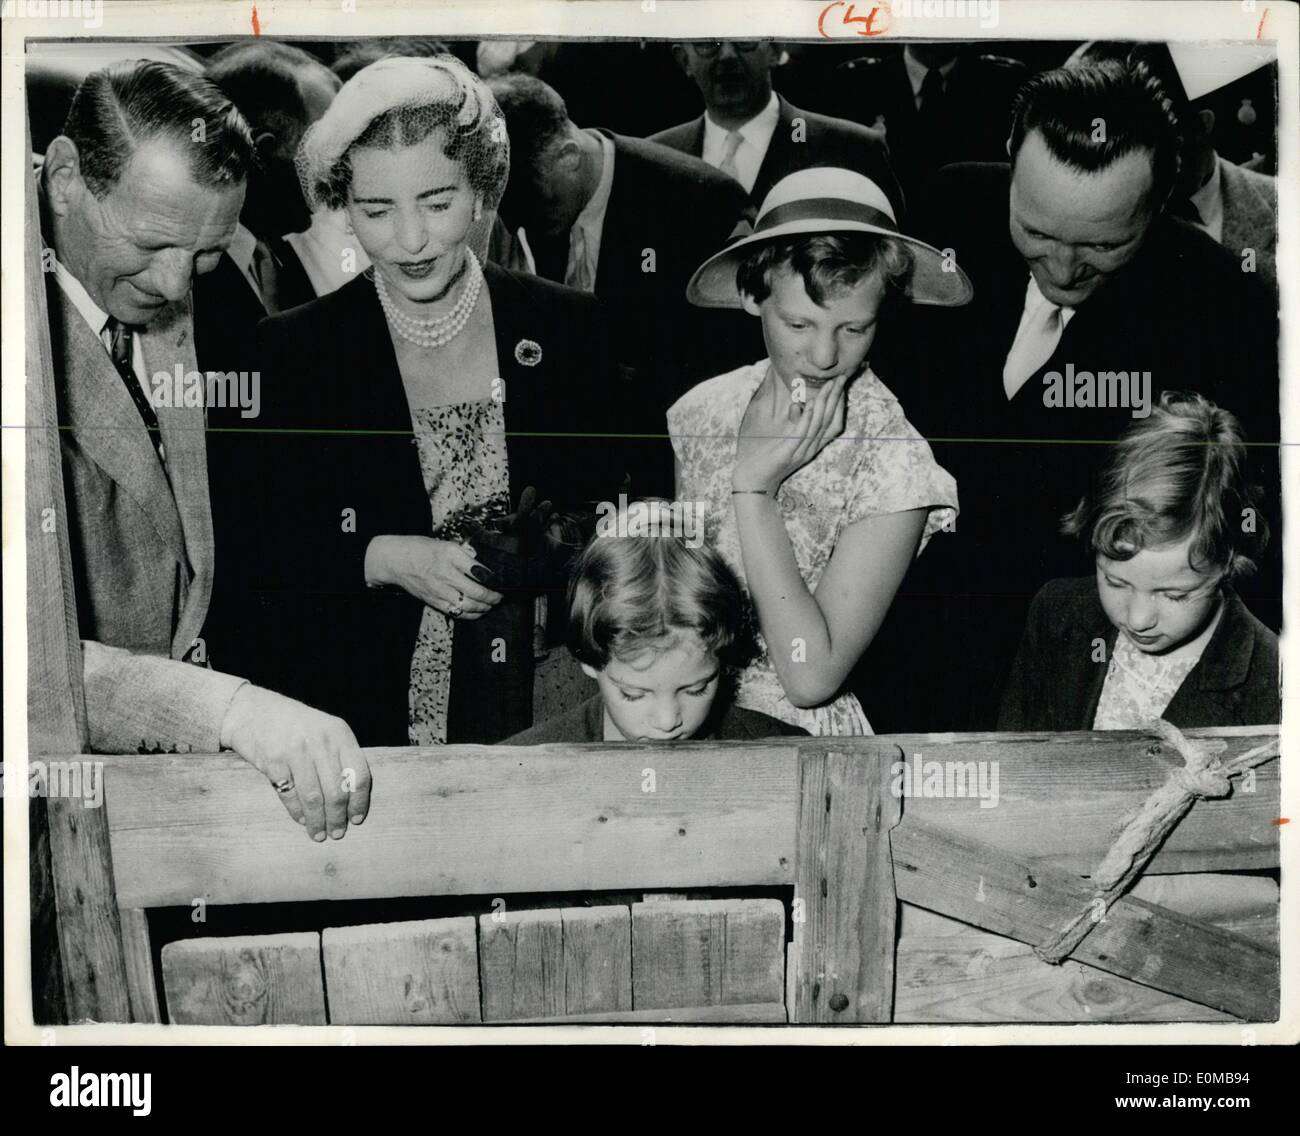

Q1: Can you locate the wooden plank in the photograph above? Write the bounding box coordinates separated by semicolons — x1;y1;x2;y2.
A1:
101;744;799;908
161;933;326;1025
503;1002;787;1024
893;906;1232;1023
322;919;479;1025
24;107;96;1025
479;909;564;1021
119;908;161;1024
887;729;1279;874
561;907;632;1017
631;899;785;1011
792;745;902;1023
891;816;1279;1020
44;797;131;1023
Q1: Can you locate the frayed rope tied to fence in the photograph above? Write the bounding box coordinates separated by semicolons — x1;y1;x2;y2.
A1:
1034;720;1280;965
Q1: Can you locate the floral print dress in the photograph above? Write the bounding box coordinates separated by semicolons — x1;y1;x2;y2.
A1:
668;360;959;736
407;398;510;745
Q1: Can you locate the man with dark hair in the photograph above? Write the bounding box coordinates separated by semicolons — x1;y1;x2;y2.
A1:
194;40;341;377
650;40;904;218
489;72;754;495
859;60;1278;733
38;59;371;838
1068;41;1277;294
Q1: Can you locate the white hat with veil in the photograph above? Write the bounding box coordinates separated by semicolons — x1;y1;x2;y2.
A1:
295;53;510;262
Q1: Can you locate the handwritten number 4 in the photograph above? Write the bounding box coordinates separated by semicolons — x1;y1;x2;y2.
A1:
819;1;890;37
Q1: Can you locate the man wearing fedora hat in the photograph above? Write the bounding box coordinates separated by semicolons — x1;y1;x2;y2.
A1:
670;166;967;737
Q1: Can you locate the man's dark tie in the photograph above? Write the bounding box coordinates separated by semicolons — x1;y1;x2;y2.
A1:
1167;197;1205;227
528;229;571;285
104;317;164;460
917;67;948;137
251;236;316;314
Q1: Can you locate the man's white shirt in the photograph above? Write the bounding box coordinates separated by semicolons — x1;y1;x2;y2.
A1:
701;90;780;194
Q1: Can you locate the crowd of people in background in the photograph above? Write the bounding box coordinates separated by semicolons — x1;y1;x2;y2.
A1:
28;36;1280;841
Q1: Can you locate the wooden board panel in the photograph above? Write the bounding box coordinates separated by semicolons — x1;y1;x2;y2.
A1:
792;745;901;1022
479;909;564;1021
120;908;161;1024
322;919;480;1025
503;1003;787;1025
478;906;633;1022
887;729;1279;874
891;816;1279;1020
561;907;632;1017
161;933;326;1025
102;745;799;908
894;906;1231;1023
45;797;131;1024
631;900;785;1012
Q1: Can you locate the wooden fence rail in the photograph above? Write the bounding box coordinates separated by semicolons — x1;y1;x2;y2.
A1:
34;727;1279;1026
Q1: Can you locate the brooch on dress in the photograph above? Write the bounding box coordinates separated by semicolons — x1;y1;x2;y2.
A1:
515;339;542;366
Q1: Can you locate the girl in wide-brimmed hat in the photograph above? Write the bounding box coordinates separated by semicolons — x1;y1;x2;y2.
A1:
668;166;972;735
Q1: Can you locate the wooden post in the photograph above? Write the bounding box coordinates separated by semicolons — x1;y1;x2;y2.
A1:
24;110;130;1024
792;744;903;1022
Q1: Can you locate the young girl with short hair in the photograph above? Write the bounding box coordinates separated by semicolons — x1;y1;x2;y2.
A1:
999;391;1279;730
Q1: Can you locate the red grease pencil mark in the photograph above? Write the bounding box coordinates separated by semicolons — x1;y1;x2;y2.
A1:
251;4;261;35
1257;8;1268;38
1272;817;1289;826
818;1;892;38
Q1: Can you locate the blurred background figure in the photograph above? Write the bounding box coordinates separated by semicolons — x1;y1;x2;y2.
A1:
332;36;452;83
827;43;1027;208
1068;40;1277;295
195;40;342;378
651;39;905;218
489;73;755;496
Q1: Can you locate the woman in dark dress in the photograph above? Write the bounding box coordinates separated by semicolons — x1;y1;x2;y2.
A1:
216;56;624;745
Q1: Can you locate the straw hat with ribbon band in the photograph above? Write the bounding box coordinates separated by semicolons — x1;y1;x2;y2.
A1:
686;167;974;309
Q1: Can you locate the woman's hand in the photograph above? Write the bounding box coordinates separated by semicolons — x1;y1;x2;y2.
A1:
219;684;372;842
365;534;503;619
733;372;849;495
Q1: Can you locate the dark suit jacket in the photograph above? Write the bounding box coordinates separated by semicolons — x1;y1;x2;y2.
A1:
649;94;905;219
855;162;1280;733
192;239;316;378
590;131;757;493
997;577;1281;730
502;693;807;744
827;50;1027;206
206;264;628;745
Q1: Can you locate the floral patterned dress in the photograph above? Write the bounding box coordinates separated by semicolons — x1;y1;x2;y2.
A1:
668;360;959;736
408;398;510;745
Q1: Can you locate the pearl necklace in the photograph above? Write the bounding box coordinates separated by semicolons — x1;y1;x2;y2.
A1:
374;249;483;349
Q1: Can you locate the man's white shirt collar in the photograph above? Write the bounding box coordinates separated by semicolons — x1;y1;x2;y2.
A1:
1188;158;1225;243
703;91;780;193
1021;274;1078;328
51;255;149;392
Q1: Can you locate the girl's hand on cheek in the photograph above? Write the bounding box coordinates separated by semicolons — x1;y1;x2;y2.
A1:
734;374;848;494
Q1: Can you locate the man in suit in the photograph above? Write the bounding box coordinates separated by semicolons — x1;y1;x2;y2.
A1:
1068;41;1278;294
650;39;905;219
38;59;369;839
859;60;1279;732
488;73;756;495
827;44;1027;208
193;40;341;376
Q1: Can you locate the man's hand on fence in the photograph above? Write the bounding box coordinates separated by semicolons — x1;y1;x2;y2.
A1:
219;685;372;841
